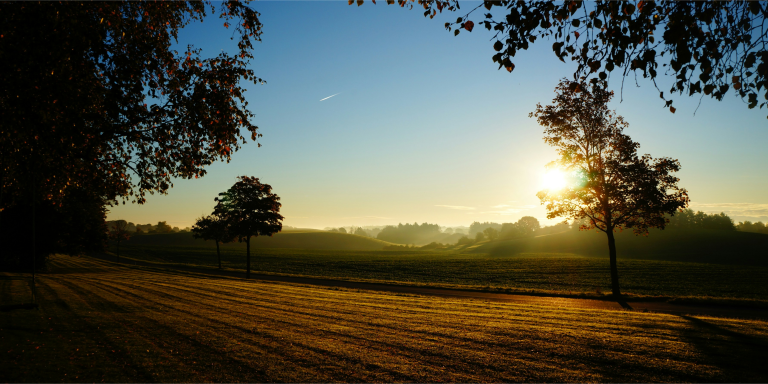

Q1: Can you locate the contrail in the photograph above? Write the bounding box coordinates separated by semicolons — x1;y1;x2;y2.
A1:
319;93;340;101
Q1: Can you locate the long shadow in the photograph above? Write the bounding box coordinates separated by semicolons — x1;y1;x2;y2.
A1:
677;315;768;382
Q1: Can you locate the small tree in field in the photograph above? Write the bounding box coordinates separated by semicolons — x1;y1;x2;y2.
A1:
216;176;283;279
532;79;689;296
191;214;234;269
109;220;131;263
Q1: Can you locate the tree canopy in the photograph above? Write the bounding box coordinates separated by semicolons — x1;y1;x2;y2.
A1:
358;0;768;118
533;79;689;295
0;1;264;209
215;176;283;278
192;213;235;269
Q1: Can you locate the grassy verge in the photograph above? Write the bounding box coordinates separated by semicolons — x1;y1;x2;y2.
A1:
109;244;768;306
2;255;768;382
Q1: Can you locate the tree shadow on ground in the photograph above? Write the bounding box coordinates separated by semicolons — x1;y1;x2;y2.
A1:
677;315;768;382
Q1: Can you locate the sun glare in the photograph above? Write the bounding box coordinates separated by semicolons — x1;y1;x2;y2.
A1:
542;169;567;191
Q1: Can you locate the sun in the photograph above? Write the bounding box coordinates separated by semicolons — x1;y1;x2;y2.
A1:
542;169;567;191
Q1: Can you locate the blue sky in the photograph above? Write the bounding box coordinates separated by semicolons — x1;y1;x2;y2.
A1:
107;1;768;229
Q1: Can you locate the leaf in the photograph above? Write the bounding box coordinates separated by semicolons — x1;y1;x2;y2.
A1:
464;20;474;32
494;41;504;51
669;106;676;113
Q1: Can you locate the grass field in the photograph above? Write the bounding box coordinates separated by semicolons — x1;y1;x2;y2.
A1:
123;230;395;251
3;255;768;382
111;244;768;303
471;229;768;266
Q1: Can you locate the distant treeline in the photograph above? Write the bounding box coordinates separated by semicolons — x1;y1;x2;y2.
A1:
667;209;767;234
323;209;765;248
107;220;191;234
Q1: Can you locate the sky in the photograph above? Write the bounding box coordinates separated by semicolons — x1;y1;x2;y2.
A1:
106;1;768;230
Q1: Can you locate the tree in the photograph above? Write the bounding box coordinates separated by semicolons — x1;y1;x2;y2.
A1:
516;216;541;235
354;227;369;237
215;176;283;279
191;214;235;269
0;1;264;212
109;220;131;263
338;227;348;234
153;221;173;234
475;232;486;242
360;1;768;118
483;227;499;240
533;79;689;296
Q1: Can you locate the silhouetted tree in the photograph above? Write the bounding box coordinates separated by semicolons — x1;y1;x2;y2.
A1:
153;221;174;234
0;1;264;212
109;220;131;262
667;209;735;231
533;79;689;296
338;227;348;234
353;227;368;237
215;176;283;279
192;214;235;269
475;232;485;242
363;1;768;118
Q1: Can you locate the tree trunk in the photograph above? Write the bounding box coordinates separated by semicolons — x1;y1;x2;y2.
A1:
607;230;621;296
216;240;221;269
246;235;251;279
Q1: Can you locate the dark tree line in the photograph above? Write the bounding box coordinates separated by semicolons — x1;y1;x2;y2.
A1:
0;1;264;268
666;209;735;231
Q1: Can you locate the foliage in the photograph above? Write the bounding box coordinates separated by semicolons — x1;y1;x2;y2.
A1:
215;176;283;242
667;209;736;231
191;213;235;269
191;215;234;245
738;220;768;234
214;176;283;277
482;227;499;240
455;235;474;246
468;221;502;236
152;221;174;234
370;0;768;118
533;79;689;295
377;222;442;244
353;227;369;237
0;1;264;209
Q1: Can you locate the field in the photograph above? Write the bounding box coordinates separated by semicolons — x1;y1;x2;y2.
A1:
3;255;768;382
472;229;768;266
112;243;768;303
123;230;394;251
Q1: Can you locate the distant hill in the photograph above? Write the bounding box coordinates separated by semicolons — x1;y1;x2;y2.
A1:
468;229;768;266
124;230;397;251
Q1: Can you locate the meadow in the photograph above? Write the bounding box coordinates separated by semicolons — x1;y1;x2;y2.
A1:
3;255;767;382
112;242;768;303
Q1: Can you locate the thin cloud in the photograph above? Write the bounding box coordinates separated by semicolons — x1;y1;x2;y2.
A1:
340;216;392;220
435;205;475;211
319;93;340;101
481;205;536;215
